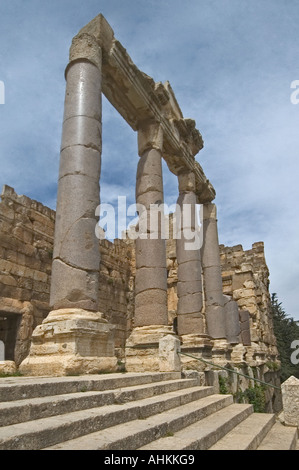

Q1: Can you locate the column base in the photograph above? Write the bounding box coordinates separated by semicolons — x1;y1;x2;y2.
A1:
19;309;118;376
179;334;213;371
211;339;233;366
125;325;178;372
230;344;247;363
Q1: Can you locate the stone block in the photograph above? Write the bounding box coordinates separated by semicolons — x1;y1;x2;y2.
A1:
282;376;299;427
134;289;168;326
50;259;99;311
63;61;102;121
177;292;203;314
135;267;167;294
159;335;181;372
177;312;204;336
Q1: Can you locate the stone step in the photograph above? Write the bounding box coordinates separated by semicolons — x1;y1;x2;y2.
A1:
257;422;298;450
139;403;253;450
209;412;276;450
0;371;181;402
0;376;201;427
0;384;216;450
45;393;233;450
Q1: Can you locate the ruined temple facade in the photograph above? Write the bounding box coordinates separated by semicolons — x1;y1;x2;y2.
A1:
0;14;280;410
0;186;279;366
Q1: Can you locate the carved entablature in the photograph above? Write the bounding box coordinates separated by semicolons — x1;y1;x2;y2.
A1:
78;14;215;202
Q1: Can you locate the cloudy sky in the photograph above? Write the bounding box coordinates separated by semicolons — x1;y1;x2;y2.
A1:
0;0;298;320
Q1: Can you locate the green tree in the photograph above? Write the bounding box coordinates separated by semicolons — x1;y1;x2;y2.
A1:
271;293;299;382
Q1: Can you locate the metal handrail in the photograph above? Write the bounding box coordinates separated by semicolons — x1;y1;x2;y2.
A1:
178;351;281;390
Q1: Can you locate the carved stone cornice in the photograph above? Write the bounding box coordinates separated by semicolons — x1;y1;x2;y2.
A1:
78;14;215;202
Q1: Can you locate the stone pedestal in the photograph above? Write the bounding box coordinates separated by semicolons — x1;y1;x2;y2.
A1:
0;361;17;375
19;309;117;376
125;325;176;372
180;334;213;372
211;339;232;366
282;376;299;427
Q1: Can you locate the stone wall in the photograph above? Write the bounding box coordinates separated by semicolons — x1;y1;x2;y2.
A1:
219;242;278;362
0;186;280;393
0;185;54;365
0;186;134;364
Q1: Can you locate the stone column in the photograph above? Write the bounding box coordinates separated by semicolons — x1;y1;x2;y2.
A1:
201;203;231;361
125;121;175;372
176;170;203;335
20;34;117;376
175;171;213;369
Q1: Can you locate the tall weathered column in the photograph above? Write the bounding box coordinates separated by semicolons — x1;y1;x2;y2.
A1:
175;171;213;369
201;203;231;361
176;170;203;335
20;33;117;376
125;121;177;372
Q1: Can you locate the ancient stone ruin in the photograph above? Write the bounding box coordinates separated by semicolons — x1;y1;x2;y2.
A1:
0;15;281;410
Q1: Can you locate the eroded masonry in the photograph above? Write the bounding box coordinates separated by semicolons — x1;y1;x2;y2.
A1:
0;15;280;409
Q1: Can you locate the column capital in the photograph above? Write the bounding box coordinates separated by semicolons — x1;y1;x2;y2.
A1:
203;202;217;220
178;170;196;192
66;33;102;77
137;120;163;156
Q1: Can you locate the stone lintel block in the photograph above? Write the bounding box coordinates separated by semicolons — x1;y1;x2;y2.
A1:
137;123;163;156
135;267;167;294
61;115;102;152
64;60;102;121
50;259;99;311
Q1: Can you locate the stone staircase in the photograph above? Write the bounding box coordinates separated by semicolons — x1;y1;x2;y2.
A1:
0;372;297;450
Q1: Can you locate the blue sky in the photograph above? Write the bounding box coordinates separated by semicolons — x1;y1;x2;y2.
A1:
0;0;299;320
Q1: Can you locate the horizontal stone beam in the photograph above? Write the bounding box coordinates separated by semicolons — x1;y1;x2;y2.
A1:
78;14;215;203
